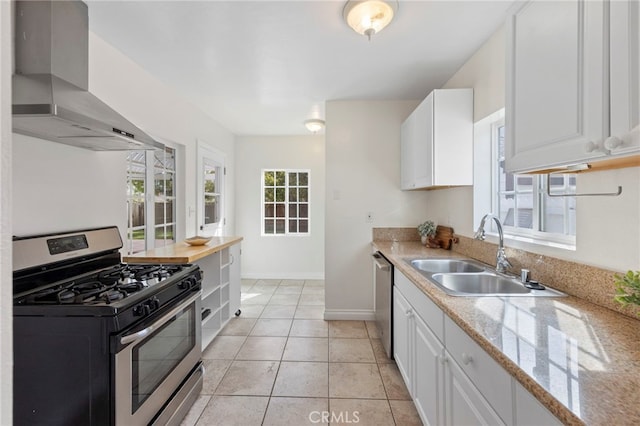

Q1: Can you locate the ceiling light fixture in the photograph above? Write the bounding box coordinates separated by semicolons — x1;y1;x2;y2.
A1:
343;0;398;41
304;118;325;133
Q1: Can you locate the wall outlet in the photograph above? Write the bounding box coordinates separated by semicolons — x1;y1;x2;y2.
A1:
366;212;374;223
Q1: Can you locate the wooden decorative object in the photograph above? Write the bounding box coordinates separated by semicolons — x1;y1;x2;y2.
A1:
433;225;456;250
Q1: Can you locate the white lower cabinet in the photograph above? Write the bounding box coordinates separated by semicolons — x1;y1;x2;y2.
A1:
229;242;242;317
445;316;513;423
393;285;413;393
444;352;505;426
514;382;563;426
413;310;445;425
444;315;510;425
197;242;242;350
394;271;561;425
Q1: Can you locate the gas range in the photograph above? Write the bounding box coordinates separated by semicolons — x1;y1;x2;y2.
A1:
12;226;204;425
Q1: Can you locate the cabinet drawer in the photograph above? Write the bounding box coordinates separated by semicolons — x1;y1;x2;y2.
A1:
395;271;444;342
445;316;513;423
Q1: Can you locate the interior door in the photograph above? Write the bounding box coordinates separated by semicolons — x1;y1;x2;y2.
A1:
196;141;225;236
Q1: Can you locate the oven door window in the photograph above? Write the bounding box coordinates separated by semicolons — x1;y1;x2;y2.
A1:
131;304;195;411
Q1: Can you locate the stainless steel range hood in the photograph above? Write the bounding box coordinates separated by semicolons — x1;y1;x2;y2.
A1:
12;0;163;151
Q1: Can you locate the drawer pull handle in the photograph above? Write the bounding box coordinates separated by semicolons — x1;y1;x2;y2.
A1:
461;353;473;365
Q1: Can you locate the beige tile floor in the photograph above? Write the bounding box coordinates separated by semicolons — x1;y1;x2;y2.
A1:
181;279;423;426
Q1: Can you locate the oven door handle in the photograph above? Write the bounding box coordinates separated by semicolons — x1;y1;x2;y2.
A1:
120;291;201;346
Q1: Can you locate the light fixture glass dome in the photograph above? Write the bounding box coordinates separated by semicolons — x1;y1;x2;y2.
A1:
343;0;398;40
304;118;325;133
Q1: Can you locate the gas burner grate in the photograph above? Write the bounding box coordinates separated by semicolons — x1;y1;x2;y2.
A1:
127;264;185;281
15;261;191;306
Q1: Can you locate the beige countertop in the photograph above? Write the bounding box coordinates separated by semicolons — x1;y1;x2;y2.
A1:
123;236;243;264
373;240;640;426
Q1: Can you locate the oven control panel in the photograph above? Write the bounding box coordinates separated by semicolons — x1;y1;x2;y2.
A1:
47;234;89;255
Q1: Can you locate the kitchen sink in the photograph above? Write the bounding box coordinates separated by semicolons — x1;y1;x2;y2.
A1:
406;257;566;297
410;259;485;274
432;272;531;295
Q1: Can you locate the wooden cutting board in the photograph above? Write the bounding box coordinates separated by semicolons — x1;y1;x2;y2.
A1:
433;225;456;250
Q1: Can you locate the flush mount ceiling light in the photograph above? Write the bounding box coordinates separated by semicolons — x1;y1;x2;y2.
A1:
343;0;399;41
304;118;325;133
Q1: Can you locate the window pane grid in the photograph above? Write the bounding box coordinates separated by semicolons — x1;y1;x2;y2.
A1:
262;169;310;235
127;147;177;254
494;124;575;242
203;159;222;226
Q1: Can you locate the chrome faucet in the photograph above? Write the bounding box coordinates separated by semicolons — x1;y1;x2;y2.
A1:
474;213;512;273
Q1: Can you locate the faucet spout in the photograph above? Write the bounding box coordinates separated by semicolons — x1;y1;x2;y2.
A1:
474;213;512;273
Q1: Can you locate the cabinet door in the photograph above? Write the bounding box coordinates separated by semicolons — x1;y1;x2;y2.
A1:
432;89;473;186
444;354;506;426
514;381;562;426
413;312;445;426
393;286;413;395
608;0;639;155
400;113;416;190
445;317;513;422
228;243;241;316
413;93;434;188
505;0;608;172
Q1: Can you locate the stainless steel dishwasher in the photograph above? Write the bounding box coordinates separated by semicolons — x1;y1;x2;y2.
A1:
373;251;393;358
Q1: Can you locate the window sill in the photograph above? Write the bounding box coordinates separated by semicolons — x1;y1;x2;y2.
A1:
484;232;576;252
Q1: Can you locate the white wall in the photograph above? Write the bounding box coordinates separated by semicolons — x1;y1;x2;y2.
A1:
88;33;237;238
12;136;128;236
444;25;506;121
325;100;431;319
0;1;12;423
432;25;640;271
236;135;325;279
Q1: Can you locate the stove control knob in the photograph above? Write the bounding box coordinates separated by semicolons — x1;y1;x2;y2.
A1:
146;297;160;312
133;303;151;317
179;277;196;290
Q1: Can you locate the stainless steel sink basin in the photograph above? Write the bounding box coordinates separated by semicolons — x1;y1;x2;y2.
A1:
410;259;485;274
431;273;531;295
405;257;566;297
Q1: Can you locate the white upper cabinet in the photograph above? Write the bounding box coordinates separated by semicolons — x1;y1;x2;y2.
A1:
505;0;639;173
609;0;640;155
400;111;417;190
401;88;473;189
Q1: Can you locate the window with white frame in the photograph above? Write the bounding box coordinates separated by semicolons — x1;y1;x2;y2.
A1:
203;158;222;227
197;142;225;236
492;117;576;244
262;169;310;235
474;109;576;247
126;147;177;254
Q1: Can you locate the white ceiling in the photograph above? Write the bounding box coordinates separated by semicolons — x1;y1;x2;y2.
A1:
87;1;514;136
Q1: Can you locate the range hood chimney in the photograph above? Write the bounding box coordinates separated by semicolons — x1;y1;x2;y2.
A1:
12;0;164;151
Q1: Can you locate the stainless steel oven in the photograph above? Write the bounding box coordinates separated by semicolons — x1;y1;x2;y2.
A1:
13;226;204;425
115;291;202;425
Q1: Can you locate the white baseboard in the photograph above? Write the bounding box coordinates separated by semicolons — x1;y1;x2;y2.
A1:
242;272;325;280
323;309;376;321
